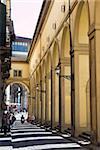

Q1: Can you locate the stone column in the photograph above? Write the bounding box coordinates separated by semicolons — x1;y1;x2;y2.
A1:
45;75;49;125
41;80;44;124
89;24;100;143
51;68;55;128
40;80;43;124
0;59;3;127
46;72;51;126
89;1;100;144
60;58;71;132
37;88;40;122
60;62;65;132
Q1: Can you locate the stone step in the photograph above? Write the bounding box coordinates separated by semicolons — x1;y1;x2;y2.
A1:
79;133;91;140
64;128;72;134
82;132;91;137
70;136;91;146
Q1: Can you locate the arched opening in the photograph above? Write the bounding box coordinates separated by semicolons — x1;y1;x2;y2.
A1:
36;68;41;122
42;60;46;123
52;42;59;125
78;3;89;44
5;82;29;119
61;27;70;58
74;1;89;45
30;73;36;117
73;1;90;133
36;71;39;120
61;26;71;128
46;53;51;123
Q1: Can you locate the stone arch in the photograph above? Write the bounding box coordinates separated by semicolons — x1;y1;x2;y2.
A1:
41;59;46;122
42;60;46;78
60;25;71;128
6;81;29;113
52;41;60;67
32;74;36;90
36;70;39;84
52;41;59;124
73;0;90;133
31;74;36;117
35;69;40;120
73;0;90;45
37;67;41;120
46;51;52;122
46;52;51;73
6;81;29;93
61;26;70;58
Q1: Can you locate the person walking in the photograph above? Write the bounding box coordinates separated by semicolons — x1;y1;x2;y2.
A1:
9;113;13;126
2;111;8;136
12;113;16;127
21;115;25;124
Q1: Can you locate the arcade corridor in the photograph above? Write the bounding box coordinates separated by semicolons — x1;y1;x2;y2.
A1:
1;0;100;149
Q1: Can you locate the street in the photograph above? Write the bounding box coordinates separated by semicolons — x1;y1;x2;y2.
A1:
0;120;88;150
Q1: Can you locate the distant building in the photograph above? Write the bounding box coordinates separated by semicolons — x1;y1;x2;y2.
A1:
12;36;31;61
0;0;15;127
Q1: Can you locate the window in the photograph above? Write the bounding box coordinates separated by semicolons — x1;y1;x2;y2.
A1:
12;42;15;46
13;70;22;77
14;70;17;77
18;70;22;77
25;43;27;46
19;42;22;46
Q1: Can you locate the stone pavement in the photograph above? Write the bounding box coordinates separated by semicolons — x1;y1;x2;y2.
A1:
0;121;90;150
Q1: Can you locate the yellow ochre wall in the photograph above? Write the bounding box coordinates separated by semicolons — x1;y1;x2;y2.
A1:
10;0;100;144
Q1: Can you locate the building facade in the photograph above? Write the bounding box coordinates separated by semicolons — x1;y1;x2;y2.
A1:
12;36;31;61
6;37;31;112
0;0;14;126
27;0;100;144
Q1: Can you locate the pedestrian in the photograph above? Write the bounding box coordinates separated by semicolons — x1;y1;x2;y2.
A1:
12;114;16;127
2;111;8;135
21;115;25;124
9;113;13;126
7;112;10;132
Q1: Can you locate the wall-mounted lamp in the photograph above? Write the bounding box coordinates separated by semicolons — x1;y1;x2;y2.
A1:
36;84;46;93
61;4;65;13
55;64;71;80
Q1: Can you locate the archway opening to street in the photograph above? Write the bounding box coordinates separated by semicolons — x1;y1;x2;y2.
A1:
5;82;29;114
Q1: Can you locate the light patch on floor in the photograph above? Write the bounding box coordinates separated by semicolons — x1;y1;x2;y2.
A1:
61;133;71;138
12;126;40;130
14;143;81;150
12;135;63;142
12;131;52;136
0;137;11;141
11;128;45;133
0;146;12;150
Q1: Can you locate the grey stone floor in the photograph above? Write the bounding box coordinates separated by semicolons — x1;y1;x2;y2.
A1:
0;121;94;150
